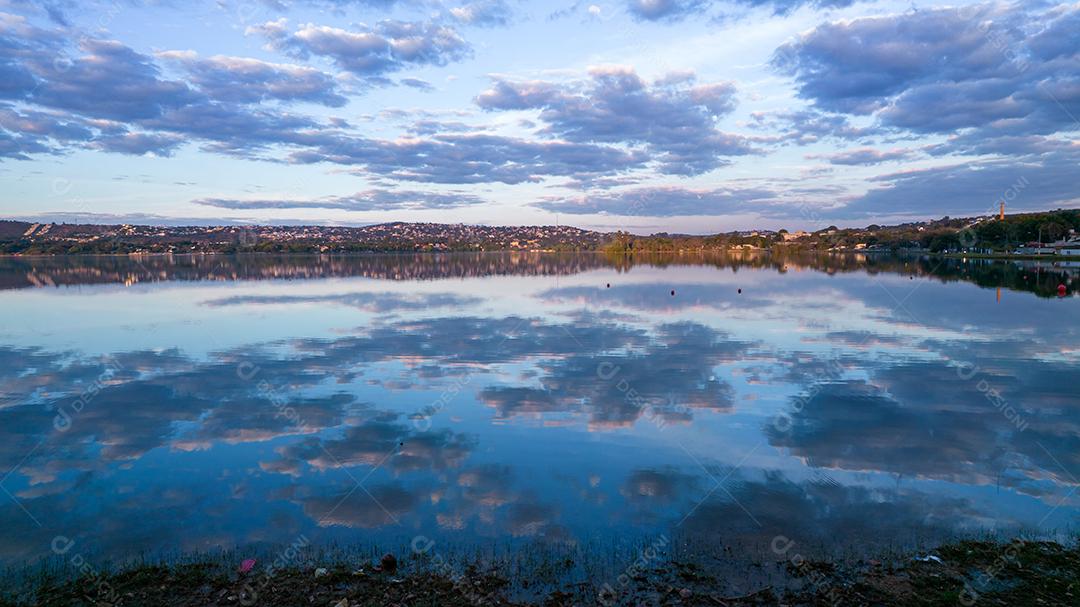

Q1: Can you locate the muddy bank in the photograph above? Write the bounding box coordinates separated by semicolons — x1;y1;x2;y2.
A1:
2;539;1077;606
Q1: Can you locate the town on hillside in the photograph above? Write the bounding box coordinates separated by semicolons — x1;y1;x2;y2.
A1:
2;209;1079;256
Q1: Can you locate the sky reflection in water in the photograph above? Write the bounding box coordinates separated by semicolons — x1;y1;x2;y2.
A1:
0;253;1077;568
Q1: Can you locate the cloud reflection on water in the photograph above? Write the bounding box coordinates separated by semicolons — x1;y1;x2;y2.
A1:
0;253;1077;568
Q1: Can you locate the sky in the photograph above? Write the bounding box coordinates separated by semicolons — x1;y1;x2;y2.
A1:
0;0;1078;234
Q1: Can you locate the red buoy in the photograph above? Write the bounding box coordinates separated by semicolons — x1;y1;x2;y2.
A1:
1059;284;1067;297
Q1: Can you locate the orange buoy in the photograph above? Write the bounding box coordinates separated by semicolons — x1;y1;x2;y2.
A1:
1059;284;1068;297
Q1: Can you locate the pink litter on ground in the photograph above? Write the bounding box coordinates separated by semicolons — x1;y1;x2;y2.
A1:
239;559;256;574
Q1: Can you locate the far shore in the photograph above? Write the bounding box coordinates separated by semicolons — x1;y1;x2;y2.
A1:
938;252;1080;262
3;248;1080;263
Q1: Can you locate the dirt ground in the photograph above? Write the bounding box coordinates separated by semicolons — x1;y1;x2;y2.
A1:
3;539;1077;606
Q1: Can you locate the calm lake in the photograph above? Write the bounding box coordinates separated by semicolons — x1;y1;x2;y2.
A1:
1;252;1077;584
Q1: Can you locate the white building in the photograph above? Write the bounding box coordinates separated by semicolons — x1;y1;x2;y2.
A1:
1051;237;1080;256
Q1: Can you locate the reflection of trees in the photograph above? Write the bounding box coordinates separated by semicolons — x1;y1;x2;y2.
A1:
605;250;1077;298
2;251;1075;297
0;252;612;290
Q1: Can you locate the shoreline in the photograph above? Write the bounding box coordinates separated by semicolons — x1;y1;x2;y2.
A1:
938;252;1080;262
2;247;1079;262
4;538;1077;606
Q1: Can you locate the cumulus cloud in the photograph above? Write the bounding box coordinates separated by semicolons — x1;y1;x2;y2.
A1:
32;38;199;122
5;0;1079;223
0;19;649;183
768;2;1080;218
626;0;856;21
748;109;869;144
256;0;403;7
157;51;348;107
533;185;776;216
0;23;204;157
0;19;335;158
286;131;651;184
477;66;756;175
90;131;185;156
405;119;478;135
0;104;94;157
817;147;914;166
248;17;471;78
774;3;1080;138
0;16;650;184
839;150;1080;218
194;189;487;211
449;0;514;27
0;128;45;159
626;0;710;22
399;77;434;91
143;103;322;157
730;0;857;15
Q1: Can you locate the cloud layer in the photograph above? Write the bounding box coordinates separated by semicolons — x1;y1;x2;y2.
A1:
2;1;1080;225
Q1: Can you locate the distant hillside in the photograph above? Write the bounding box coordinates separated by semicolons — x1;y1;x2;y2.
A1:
602;210;1080;254
0;221;609;254
0;221;33;240
2;209;1078;255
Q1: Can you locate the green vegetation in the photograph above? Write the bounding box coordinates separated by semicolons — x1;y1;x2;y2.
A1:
602;231;772;254
602;210;1080;255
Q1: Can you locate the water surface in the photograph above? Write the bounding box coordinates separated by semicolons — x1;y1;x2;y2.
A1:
1;252;1077;582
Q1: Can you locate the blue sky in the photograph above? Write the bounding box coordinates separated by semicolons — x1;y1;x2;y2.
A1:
1;0;1078;233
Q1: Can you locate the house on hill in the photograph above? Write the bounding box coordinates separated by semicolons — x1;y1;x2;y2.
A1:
1051;237;1080;256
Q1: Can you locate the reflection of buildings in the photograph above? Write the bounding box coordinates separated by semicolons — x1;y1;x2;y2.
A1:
1014;236;1080;256
1054;237;1080;256
6;251;1076;299
0;253;613;290
1010;259;1080;278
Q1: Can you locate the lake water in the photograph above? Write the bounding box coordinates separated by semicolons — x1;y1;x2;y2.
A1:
1;252;1077;585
